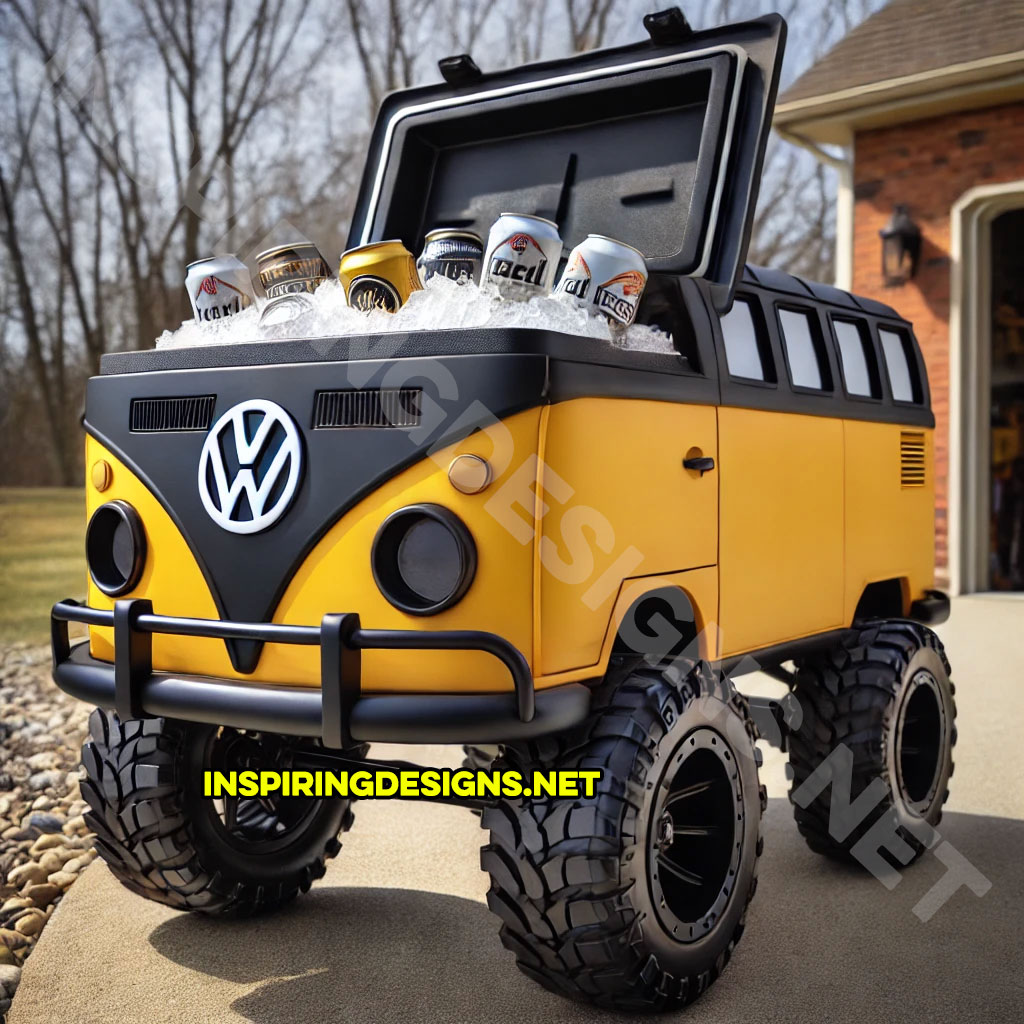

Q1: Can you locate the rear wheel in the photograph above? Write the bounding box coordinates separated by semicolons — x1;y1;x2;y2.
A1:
81;709;363;915
480;661;764;1012
787;620;956;862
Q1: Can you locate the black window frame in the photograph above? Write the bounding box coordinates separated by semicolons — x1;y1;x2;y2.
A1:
704;280;933;429
876;322;925;406
830;314;882;403
717;291;777;388
774;302;834;394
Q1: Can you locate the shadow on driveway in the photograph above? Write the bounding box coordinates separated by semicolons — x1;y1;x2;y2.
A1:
145;801;1024;1024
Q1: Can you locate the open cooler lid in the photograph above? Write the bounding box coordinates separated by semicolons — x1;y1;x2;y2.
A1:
346;10;786;313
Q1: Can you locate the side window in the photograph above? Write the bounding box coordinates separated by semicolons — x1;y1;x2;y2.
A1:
778;307;829;391
833;318;880;398
720;296;771;382
879;327;921;403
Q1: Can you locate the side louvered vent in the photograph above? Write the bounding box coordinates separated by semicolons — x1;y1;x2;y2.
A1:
900;431;926;488
313;388;422;429
130;395;215;432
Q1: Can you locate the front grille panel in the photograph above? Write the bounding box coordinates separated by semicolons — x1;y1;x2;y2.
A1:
130;395;216;432
312;388;422;429
900;431;926;488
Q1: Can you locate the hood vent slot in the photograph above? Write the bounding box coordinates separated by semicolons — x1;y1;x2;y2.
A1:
313;387;422;429
130;395;215;432
900;431;926;488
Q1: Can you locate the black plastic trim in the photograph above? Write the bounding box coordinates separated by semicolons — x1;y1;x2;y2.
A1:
715;629;853;678
86;501;147;597
370;504;477;615
908;590;951;627
130;394;216;432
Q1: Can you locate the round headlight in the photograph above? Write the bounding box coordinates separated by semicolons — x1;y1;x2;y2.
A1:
86;500;146;596
371;505;476;615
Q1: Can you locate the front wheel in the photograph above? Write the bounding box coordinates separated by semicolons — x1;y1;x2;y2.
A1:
81;709;362;915
480;662;765;1012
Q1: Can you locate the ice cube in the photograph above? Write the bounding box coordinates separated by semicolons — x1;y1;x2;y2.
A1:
154;273;675;356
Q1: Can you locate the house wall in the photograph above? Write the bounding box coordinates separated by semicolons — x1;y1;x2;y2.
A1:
851;99;1024;577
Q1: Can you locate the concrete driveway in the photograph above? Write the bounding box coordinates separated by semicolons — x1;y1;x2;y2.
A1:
10;596;1024;1023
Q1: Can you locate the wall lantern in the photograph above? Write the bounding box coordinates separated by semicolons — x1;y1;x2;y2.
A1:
879;203;922;286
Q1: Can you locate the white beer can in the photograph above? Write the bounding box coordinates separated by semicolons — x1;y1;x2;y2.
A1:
555;234;648;328
483;214;562;299
185;255;255;326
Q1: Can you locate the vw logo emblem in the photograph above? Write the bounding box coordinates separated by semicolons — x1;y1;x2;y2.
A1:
198;399;302;535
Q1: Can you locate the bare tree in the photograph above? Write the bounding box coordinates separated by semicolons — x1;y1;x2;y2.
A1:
344;0;438;116
564;0;618;51
0;0;880;485
137;0;342;261
0;0;358;482
8;0;180;350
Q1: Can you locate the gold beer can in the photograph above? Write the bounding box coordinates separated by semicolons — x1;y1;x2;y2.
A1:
339;240;421;313
256;243;330;299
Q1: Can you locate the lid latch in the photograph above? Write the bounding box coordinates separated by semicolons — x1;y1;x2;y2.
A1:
438;54;483;86
643;7;694;45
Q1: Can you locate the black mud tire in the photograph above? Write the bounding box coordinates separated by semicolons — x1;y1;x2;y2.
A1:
80;709;362;916
787;620;956;863
480;662;765;1012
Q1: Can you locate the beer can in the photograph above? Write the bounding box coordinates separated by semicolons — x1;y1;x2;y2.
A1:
256;243;331;299
554;234;648;328
416;229;484;284
185;255;255;325
483;214;562;299
338;240;422;313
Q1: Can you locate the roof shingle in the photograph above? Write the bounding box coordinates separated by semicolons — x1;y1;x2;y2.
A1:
780;0;1024;106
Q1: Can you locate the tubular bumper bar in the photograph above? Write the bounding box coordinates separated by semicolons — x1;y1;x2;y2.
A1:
51;599;590;747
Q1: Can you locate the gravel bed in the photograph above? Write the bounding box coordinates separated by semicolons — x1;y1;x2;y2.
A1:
0;643;95;1019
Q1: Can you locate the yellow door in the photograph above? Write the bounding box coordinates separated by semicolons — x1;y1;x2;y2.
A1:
536;397;719;675
717;406;844;655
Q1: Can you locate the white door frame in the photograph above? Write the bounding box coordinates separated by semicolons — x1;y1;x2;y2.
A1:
948;180;1024;594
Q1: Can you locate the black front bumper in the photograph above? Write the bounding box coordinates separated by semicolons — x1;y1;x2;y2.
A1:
51;599;590;746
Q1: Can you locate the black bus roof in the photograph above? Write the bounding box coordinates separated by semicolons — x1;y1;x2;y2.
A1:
741;264;903;322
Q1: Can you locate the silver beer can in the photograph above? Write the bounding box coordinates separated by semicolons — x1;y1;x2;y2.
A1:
483;214;562;299
185;255;255;325
256;242;331;299
417;229;484;284
554;234;648;328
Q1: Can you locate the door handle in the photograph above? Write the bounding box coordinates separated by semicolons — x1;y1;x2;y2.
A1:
683;456;715;476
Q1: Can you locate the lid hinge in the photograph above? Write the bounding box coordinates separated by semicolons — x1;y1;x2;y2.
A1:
643;7;694;45
438;53;483;86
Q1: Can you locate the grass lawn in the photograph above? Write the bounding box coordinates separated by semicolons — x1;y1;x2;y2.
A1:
0;488;87;645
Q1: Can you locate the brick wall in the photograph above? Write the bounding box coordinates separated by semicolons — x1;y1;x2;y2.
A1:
851;100;1024;576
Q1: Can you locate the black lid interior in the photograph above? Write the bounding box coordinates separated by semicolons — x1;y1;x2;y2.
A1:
347;14;785;312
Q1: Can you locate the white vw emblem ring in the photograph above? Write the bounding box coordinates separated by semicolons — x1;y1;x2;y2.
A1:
198;399;303;535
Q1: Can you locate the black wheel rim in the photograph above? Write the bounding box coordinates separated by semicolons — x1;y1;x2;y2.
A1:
648;727;744;943
204;728;321;854
895;670;946;813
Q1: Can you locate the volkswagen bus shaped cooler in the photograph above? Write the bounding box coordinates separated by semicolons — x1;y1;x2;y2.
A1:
52;9;955;1013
